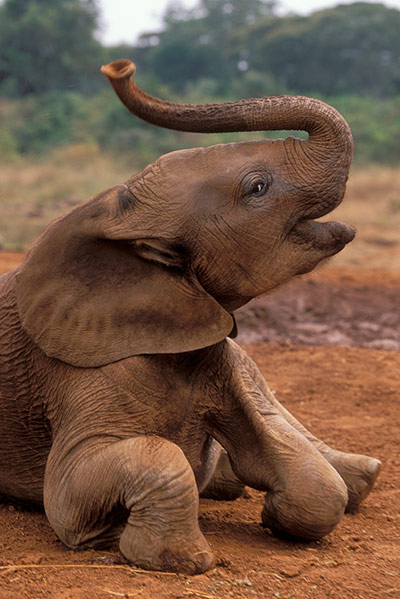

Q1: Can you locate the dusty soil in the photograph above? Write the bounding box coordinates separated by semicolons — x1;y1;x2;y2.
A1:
236;267;400;351
1;252;399;599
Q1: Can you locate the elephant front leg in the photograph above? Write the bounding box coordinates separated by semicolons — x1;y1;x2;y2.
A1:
208;346;349;541
237;344;381;513
44;436;214;573
267;394;381;513
210;399;349;540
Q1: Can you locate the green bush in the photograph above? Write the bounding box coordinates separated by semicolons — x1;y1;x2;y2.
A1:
331;95;400;164
15;91;93;153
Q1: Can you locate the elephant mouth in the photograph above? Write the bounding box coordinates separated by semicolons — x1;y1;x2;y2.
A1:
289;218;356;253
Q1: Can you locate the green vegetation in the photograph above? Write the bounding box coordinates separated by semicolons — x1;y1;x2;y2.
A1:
0;0;103;95
0;0;400;166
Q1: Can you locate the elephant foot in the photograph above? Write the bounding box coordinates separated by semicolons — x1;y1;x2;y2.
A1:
261;482;347;541
200;451;245;501
117;438;216;573
325;451;381;513
260;455;348;541
46;437;216;574
120;522;215;574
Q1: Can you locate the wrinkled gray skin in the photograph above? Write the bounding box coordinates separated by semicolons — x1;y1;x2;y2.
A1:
0;62;381;573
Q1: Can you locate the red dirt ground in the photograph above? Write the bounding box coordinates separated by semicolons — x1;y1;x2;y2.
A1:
1;252;399;599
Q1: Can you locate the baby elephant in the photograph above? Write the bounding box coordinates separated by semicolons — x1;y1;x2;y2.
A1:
0;60;380;573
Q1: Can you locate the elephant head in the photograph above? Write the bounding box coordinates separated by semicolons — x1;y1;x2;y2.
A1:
16;59;355;367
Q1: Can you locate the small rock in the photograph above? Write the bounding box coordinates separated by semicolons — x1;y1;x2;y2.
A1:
279;565;302;578
216;557;231;568
235;578;252;587
323;559;338;568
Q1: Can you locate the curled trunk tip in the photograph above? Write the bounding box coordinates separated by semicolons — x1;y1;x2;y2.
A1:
101;59;136;80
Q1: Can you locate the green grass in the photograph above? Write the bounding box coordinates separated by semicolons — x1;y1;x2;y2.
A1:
0;144;136;251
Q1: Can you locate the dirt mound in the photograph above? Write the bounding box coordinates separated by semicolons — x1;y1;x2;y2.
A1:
1;253;399;599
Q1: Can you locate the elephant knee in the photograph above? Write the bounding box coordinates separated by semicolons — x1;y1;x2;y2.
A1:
261;469;348;541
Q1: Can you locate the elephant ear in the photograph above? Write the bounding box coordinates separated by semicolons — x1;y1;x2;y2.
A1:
16;187;233;367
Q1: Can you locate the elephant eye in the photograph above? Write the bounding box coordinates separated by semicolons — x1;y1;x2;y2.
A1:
249;180;268;197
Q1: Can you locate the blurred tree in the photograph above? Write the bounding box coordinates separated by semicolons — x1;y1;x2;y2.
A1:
201;0;276;31
143;18;219;93
140;0;277;94
0;0;104;96
235;2;400;97
1;0;399;165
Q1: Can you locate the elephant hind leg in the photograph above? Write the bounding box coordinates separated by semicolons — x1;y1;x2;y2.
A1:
44;436;215;574
200;450;245;501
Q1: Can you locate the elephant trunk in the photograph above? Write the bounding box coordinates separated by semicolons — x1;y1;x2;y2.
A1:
101;59;353;180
